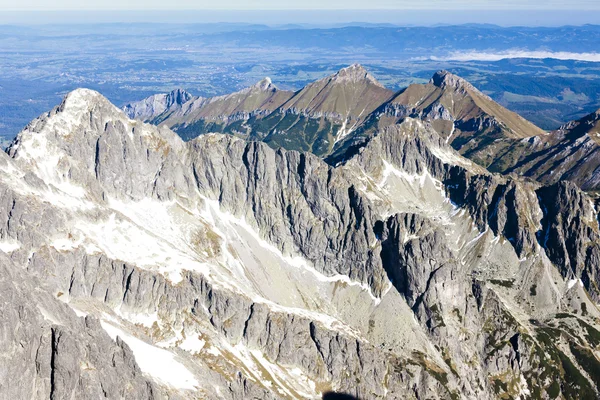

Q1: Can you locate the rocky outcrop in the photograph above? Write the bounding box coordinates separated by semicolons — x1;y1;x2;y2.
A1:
0;253;164;400
189;135;388;296
537;181;600;299
124;88;194;121
491;108;600;191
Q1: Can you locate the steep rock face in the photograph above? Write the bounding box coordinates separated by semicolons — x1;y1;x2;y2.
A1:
124;88;194;121
377;213;454;308
2;89;600;399
0;253;164;400
188;135;388;296
537;181;600;299
442;171;541;258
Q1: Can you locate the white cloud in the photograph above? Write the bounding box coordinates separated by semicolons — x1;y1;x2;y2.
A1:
428;50;600;62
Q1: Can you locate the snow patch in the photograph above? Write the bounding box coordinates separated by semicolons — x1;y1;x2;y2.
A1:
216;339;319;399
179;334;206;355
115;307;159;328
0;238;21;253
51;234;84;251
73;207;209;285
445;122;456;144
101;320;199;390
378;160;429;187
429;143;471;167
6;135;94;211
567;279;583;290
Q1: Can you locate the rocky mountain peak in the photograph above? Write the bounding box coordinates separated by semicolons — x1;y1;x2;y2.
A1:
250;77;276;91
164;88;194;107
57;88;120;116
430;70;473;91
13;88;125;145
123;88;197;121
8;88;190;204
328;64;385;87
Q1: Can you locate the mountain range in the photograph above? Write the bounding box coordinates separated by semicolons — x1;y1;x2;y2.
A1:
126;65;600;192
1;65;600;399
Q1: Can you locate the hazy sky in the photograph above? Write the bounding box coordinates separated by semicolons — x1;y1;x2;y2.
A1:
2;0;599;10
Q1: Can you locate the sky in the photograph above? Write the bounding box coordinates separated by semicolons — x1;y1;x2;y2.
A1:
1;0;599;10
0;1;598;26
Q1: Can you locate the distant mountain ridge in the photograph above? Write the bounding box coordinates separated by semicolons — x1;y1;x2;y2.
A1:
125;65;600;191
330;69;546;167
125;64;394;157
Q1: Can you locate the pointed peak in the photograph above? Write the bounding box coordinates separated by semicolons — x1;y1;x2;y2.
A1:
430;70;472;91
251;77;276;92
62;88;104;105
338;63;368;75
165;88;194;107
167;88;193;98
327;64;385;88
58;88;117;115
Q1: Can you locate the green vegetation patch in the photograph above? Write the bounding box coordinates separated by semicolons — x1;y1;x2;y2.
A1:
489;279;515;288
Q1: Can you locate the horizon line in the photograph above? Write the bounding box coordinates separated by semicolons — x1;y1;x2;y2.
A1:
3;8;600;11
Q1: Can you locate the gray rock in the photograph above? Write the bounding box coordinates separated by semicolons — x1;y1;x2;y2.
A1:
1;88;600;400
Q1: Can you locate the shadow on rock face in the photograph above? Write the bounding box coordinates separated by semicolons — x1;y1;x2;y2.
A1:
322;392;359;400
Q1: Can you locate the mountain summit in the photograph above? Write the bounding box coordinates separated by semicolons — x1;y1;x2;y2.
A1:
279;64;393;118
329;69;546;167
329;63;386;87
429;70;474;91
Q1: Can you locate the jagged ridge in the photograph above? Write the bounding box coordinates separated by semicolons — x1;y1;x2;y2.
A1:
2;88;600;400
